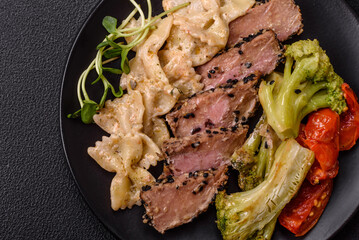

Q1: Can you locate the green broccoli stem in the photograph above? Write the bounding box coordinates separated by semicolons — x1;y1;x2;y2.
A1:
216;139;315;240
256;140;268;183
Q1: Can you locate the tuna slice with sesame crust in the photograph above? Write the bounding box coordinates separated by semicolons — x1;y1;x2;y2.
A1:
166;77;258;138
162;126;248;176
197;30;283;91
140;166;228;234
227;0;303;47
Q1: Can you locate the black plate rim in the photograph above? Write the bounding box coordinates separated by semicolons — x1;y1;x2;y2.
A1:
59;1;359;239
59;0;120;239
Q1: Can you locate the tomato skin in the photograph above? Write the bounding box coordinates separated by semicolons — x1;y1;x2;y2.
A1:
279;179;333;237
298;109;340;184
339;83;359;151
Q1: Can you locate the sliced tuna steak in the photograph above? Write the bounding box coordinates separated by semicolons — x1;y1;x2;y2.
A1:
197;30;282;90
227;0;303;47
162;126;248;176
166;78;258;138
141;166;228;234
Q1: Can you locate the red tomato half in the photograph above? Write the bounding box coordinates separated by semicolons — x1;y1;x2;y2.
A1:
279;179;333;236
300;109;340;184
339;83;359;150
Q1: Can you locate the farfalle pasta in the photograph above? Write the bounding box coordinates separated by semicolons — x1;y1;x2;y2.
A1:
88;0;255;210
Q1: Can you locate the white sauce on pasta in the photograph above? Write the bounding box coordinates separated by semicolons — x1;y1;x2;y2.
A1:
88;0;254;210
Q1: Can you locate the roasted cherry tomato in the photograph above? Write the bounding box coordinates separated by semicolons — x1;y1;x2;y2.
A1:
296;124;308;148
339;83;359;151
297;109;340;184
279;179;333;237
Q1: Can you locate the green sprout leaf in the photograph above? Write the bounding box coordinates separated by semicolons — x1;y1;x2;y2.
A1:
96;41;109;50
81;100;98;124
121;48;130;74
67;109;81;119
103;48;122;59
102;16;118;34
103;67;123;74
106;36;121;49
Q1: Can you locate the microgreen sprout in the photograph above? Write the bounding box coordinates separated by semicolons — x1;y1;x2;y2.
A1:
67;0;190;123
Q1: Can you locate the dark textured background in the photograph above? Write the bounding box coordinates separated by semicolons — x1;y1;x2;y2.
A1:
1;0;359;239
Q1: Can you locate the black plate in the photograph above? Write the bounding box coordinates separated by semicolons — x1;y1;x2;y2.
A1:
60;0;359;239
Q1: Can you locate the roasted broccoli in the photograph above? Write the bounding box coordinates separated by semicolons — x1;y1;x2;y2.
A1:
231;115;281;191
259;39;347;140
216;139;315;240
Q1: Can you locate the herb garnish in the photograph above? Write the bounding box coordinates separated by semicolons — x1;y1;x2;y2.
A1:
67;0;190;123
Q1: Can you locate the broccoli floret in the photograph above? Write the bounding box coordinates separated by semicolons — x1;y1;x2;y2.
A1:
259;39;347;140
231;115;281;191
216;139;315;240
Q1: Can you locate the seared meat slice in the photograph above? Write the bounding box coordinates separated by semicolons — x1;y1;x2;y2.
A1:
197;31;282;90
166;78;258;138
227;0;303;47
141;166;228;234
162;126;248;176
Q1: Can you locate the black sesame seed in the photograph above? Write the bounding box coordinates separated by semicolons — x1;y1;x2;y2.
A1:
264;141;269;149
269;80;275;85
232;79;238;84
176;186;179;190
173;117;178;123
228;93;234;98
295;89;302;94
212;131;219;134
167;176;174;183
238;50;243;55
192;191;197;195
205;119;215;128
209;70;215;74
206;129;211;134
203;173;209;178
189;93;197;98
183;181;187;186
226;79;233;83
202;181;208;185
220;127;227;132
198;186;204;193
234;42;244;48
189;172;193;177
142;185;151;191
156;178;163;183
191;142;200;148
242;116;247;122
191;127;201;134
234;110;240;115
177;105;182;110
231;126;238;132
245;62;252;68
184;113;195;119
208;73;212;78
235;117;239;123
214;67;219;70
